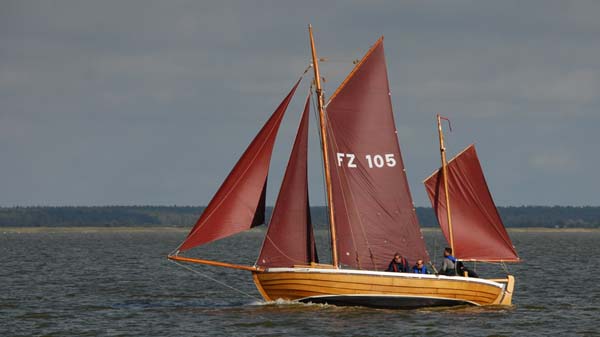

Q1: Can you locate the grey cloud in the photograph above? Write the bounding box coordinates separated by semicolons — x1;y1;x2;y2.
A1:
1;0;599;206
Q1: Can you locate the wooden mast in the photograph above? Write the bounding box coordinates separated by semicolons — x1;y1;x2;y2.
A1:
437;114;455;253
309;24;339;268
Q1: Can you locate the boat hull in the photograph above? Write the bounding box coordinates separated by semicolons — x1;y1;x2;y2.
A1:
252;268;514;309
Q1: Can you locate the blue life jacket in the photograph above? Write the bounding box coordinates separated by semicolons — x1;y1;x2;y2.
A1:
412;265;428;274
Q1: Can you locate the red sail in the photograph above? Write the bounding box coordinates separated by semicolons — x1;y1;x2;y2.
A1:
257;95;318;267
325;38;429;270
178;80;301;252
424;145;519;262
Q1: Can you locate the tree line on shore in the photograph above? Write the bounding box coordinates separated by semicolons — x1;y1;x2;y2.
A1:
1;205;599;228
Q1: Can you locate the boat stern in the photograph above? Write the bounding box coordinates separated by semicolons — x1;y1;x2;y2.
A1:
489;275;516;306
499;275;515;305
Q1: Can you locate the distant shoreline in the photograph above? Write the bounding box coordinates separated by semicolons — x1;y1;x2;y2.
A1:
2;206;599;228
2;226;599;234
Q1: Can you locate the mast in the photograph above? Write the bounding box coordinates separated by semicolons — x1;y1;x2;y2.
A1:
424;144;521;262
309;24;339;268
437;114;455;253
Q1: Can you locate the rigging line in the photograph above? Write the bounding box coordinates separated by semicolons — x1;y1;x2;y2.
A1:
325;105;398;270
302;63;312;75
259;235;311;266
469;260;514;265
324;110;365;269
310;84;332;253
175;68;312;252
433;235;438;266
317;57;362;63
180;69;312;250
179;100;287;248
169;259;261;301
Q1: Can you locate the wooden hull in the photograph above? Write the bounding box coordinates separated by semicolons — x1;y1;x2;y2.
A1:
252;267;515;309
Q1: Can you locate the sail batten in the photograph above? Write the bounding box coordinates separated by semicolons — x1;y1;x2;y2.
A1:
257;95;318;268
325;39;430;269
177;80;301;252
424;144;519;262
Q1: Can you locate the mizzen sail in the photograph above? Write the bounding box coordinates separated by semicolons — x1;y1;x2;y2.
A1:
324;38;429;269
257;95;318;268
424;144;519;262
177;80;301;252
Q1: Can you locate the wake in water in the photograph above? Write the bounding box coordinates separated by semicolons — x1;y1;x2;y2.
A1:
248;298;332;308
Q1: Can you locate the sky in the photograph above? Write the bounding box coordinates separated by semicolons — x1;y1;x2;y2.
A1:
1;0;599;207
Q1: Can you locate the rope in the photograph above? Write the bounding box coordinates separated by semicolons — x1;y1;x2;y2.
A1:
302;64;312;75
310;83;334;265
459;260;511;275
317;57;361;64
169;259;262;301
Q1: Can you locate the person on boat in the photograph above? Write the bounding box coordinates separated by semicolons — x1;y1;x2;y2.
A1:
456;260;479;278
440;247;457;276
412;259;429;274
387;253;409;272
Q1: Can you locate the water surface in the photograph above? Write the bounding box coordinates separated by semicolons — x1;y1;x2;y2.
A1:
1;228;598;336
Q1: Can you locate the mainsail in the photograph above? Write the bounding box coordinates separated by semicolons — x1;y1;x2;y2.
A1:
424;144;519;262
324;38;429;269
257;95;318;268
177;80;301;252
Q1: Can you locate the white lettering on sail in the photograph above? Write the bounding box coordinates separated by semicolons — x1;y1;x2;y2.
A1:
365;154;397;168
347;154;357;168
385;153;397;167
337;153;344;167
336;153;357;168
337;153;397;169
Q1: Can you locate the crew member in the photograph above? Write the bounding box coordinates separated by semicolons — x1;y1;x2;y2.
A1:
440;247;457;276
387;253;409;272
412;259;428;274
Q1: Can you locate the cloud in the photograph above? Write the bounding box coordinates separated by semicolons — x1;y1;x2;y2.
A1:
528;150;581;174
1;1;599;206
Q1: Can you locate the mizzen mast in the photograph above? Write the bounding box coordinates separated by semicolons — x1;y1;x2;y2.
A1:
436;114;455;253
308;25;339;268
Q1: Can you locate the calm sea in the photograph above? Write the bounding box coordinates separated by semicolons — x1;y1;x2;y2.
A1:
1;228;598;337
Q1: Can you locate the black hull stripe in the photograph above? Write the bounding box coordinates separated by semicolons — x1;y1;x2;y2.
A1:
298;294;475;309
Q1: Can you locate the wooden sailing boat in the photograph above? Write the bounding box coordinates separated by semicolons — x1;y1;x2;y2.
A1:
169;26;517;309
